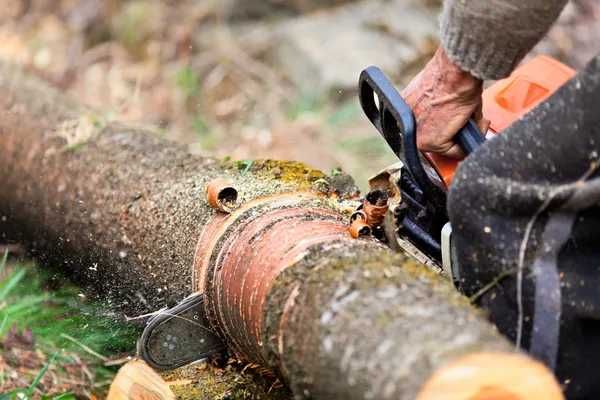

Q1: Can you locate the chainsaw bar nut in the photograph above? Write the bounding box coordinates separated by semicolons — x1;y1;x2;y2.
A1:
206;179;239;213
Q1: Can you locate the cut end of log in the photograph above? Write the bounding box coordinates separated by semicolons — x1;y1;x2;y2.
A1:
107;359;175;400
417;352;564;400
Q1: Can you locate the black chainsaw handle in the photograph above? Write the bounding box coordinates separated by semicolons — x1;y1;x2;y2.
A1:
359;66;434;197
358;66;484;174
358;66;412;158
456;119;485;155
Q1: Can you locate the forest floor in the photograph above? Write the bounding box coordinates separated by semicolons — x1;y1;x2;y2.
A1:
0;250;138;398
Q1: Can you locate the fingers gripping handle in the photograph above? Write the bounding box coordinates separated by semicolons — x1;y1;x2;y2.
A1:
456;120;485;155
359;65;484;159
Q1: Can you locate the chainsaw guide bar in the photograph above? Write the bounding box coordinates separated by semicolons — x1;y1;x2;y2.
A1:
137;293;225;370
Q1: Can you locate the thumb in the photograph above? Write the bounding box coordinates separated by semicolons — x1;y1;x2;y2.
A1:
473;103;490;134
438;143;466;160
477;117;490;134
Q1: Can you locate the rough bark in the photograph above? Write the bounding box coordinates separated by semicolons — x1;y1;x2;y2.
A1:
0;61;318;312
0;62;558;399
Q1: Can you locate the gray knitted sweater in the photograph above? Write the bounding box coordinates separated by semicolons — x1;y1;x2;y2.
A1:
441;0;567;80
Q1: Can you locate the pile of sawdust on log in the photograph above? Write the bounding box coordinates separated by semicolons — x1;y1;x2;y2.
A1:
162;359;290;400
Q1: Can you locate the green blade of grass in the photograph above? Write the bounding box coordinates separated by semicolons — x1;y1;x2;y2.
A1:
0;313;8;333
0;389;26;400
60;333;108;362
47;393;76;400
0;269;27;300
28;351;59;395
3;294;47;315
0;250;8;272
241;160;254;174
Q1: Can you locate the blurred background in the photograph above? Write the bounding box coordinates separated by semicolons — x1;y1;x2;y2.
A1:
1;0;598;187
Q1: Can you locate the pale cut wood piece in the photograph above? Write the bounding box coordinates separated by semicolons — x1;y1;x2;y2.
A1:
417;352;564;400
107;359;175;400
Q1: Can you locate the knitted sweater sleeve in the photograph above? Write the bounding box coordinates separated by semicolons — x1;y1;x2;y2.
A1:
440;0;567;80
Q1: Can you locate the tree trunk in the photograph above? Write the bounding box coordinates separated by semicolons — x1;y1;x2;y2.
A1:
0;62;563;400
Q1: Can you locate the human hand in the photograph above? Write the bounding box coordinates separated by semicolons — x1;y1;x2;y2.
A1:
401;47;490;159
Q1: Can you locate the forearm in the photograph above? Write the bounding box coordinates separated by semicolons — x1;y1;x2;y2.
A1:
441;0;567;80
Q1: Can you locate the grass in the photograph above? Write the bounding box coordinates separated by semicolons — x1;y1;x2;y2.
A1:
176;66;220;151
286;91;324;120
337;136;393;159
192;114;219;150
0;252;139;398
326;100;360;127
237;160;254;175
176;66;201;101
0;353;72;400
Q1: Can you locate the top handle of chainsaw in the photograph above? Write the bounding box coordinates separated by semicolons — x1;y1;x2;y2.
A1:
359;66;436;198
359;66;484;191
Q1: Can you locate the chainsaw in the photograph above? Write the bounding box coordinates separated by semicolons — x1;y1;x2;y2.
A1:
136;55;575;371
359;55;575;284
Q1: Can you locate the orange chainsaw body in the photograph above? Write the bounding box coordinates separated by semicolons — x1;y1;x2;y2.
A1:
427;55;576;187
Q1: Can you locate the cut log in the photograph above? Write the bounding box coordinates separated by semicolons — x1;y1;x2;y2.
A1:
416;353;563;400
108;360;175;400
0;62;563;399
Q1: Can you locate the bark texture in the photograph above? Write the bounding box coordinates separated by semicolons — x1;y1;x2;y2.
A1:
0;61;319;312
0;62;535;399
